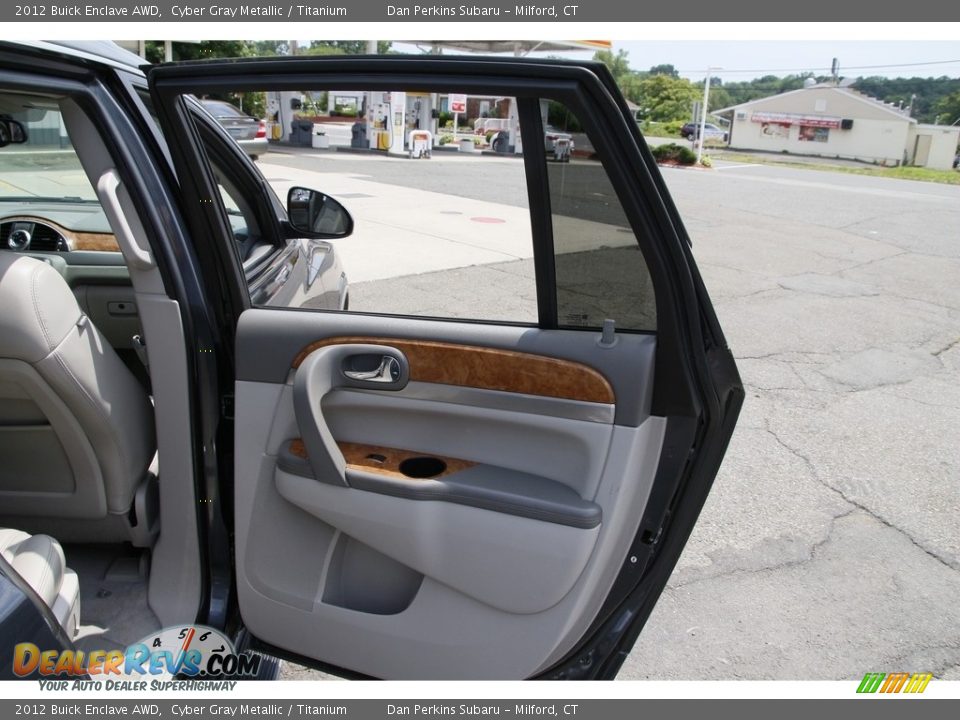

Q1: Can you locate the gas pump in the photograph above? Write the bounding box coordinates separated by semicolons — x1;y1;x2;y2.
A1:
406;94;432;134
265;90;304;144
387;90;407;156
265;92;281;141
364;91;391;151
507;97;523;155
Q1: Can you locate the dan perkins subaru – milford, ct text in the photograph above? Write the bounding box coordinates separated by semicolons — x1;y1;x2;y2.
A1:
387;5;568;16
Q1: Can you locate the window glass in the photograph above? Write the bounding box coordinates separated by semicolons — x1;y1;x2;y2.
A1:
185;87;657;329
200;100;248;118
228;88;538;323
543;101;657;331
0;92;112;253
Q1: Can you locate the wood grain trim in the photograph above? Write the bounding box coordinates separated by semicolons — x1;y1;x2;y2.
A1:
1;215;118;252
288;439;475;481
291;337;615;404
73;233;120;252
288;438;309;459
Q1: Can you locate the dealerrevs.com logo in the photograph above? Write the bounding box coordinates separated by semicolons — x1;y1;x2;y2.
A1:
14;625;260;689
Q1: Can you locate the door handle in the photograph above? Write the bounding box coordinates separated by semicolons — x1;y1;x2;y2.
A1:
97;170;155;270
343;355;401;384
293;344;409;486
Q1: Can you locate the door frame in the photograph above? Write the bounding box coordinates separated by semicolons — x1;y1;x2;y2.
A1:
146;55;743;679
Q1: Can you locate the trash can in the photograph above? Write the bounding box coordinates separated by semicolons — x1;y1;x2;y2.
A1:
289;120;313;146
351;121;368;149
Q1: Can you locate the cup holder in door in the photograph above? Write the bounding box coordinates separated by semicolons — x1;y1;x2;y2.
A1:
399;456;447;479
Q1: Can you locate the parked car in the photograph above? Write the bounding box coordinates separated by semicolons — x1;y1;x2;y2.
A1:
199;98;269;160
681;121;728;142
0;41;741;681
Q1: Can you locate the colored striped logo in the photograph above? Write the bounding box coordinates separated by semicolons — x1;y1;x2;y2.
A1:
857;672;933;694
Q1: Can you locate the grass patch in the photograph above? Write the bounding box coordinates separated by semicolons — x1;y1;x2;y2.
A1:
717;152;960;185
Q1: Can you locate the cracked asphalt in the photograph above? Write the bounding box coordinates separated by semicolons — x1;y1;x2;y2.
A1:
266;150;960;680
620;162;960;680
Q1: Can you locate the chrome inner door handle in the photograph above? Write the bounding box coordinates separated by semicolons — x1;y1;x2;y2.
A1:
343;355;401;383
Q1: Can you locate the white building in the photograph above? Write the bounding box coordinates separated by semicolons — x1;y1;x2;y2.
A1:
716;85;959;170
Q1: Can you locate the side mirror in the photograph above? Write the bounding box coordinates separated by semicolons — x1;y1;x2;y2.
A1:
287;187;353;239
0;117;28;148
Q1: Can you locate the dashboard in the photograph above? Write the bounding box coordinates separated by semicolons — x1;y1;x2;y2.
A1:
1;216;118;253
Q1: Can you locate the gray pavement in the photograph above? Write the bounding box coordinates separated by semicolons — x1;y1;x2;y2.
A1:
626;161;960;680
263;150;960;681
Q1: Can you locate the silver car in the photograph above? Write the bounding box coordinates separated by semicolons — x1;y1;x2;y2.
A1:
199;99;269;160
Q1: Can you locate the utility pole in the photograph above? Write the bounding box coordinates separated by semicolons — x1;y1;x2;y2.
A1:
696;68;720;165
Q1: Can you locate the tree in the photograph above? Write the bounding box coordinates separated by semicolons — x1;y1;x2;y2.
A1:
306;41;392;55
649;64;679;78
593;49;632;83
251;41;289;57
632;74;700;122
934;90;960;125
303;44;348;57
143;42;267;119
707;85;732;113
143;40;253;64
855;75;960;123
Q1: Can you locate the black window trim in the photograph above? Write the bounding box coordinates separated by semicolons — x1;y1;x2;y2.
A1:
149;69;671;339
517;96;558;330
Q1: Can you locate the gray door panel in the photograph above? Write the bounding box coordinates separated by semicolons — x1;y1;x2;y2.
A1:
237;308;655;426
233;308;665;678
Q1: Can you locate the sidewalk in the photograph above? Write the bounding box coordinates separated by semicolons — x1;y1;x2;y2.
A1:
258;158;534;283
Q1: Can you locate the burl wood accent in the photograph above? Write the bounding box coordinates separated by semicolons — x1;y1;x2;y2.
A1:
1;216;119;252
288;438;309;460
291;337;615;404
73;233;120;252
339;441;475;480
287;439;475;481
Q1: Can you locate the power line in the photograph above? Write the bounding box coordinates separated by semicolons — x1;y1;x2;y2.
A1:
681;59;960;75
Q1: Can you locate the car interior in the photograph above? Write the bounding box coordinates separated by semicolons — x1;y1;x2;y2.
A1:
0;90;169;652
0;80;348;661
0;52;722;680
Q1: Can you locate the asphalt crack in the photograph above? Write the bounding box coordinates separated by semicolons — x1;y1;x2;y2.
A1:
764;424;960;573
932;336;960;357
668;507;858;591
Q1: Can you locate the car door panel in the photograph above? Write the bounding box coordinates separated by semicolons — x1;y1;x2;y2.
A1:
233;308;665;678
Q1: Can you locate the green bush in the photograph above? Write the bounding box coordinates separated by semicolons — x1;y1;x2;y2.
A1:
642;120;685;137
438;134;454;146
651;143;697;165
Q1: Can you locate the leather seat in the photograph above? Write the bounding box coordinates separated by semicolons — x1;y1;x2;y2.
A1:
0;528;80;638
0;254;156;542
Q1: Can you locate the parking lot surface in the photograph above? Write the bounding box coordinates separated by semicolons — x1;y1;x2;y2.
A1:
263;148;960;681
